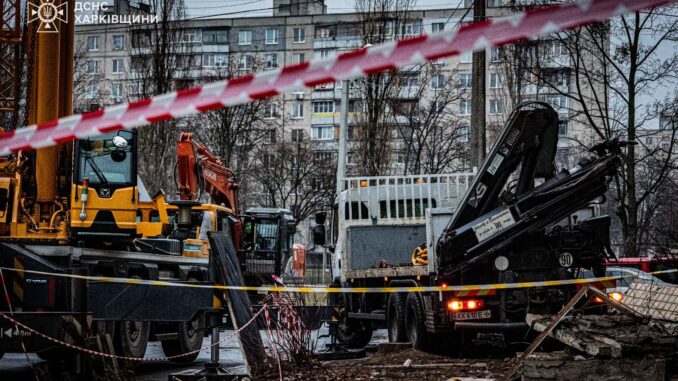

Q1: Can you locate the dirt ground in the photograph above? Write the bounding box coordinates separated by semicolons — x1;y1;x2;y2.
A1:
263;346;513;380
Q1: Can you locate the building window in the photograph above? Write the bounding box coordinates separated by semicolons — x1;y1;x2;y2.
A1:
181;29;201;43
460;51;472;63
203;53;228;67
549;40;566;56
431;22;445;33
548;71;569;87
558;121;568;136
459;125;469;142
293;53;305;65
203;29;228;44
265;29;278;44
403;22;421;36
293;27;306;43
237;55;253;70
86;85;98;99
263;130;276;144
112;35;124;50
313;101;334;114
291;103;304;118
548;95;568;109
459;73;472;88
87;36;99;51
489;73;502;88
263;102;278;119
316;26;334;38
431;74;444;89
490;47;503;62
112;59;124;74
489;99;503;115
312;126;334;140
291;129;304;142
111;83;123;102
662;143;670;151
86;60;99;74
459;100;471;116
317;49;334;59
264;53;278;69
646;136;654;145
401;73;419;87
238;30;252;45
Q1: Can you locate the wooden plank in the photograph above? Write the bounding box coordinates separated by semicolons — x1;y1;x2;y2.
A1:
501;286;589;381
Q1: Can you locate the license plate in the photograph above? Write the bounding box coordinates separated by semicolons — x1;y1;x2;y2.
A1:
453;309;491;321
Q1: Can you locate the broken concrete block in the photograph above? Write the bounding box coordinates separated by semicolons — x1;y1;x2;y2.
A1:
521;352;665;381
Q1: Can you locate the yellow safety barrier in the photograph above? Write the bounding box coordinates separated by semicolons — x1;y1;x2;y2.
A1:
1;266;674;294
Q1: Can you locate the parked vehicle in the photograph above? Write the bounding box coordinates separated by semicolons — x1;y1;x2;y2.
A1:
329;103;624;349
605;257;678;284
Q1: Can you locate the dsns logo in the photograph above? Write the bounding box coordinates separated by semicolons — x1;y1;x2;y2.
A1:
28;0;68;33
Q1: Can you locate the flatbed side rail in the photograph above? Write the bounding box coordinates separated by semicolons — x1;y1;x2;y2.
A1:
339;173;475;226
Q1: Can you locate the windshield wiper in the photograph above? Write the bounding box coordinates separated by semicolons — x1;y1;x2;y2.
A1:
84;155;109;186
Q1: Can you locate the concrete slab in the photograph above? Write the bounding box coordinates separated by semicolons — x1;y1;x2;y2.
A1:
521;352;665;381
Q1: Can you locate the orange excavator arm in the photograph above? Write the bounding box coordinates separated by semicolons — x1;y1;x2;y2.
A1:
176;132;239;215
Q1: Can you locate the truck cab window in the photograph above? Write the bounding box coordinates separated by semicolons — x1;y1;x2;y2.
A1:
78;131;134;185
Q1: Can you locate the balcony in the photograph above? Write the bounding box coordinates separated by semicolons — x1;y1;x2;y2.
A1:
201;45;229;53
311;89;338;100
313;36;362;50
311;112;340;125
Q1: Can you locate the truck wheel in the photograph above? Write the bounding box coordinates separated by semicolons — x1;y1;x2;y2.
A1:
405;293;429;350
336;318;372;348
115;319;150;359
387;293;407;343
161;313;205;363
114;276;149;359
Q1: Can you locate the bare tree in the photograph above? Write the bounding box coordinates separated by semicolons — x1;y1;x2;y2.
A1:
72;41;106;114
129;0;187;194
250;139;334;227
394;64;470;174
352;0;418;176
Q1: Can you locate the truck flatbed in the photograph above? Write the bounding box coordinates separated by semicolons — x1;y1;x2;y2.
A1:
345;265;429;280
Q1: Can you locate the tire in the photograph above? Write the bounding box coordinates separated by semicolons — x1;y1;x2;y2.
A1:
387;293;407;343
161;313;205;363
336;317;372;348
114;276;150;359
405;293;429;350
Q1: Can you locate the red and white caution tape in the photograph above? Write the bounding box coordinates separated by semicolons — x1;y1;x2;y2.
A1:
0;305;266;362
0;0;673;155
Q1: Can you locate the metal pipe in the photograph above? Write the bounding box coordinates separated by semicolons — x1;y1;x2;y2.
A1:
453;321;528;331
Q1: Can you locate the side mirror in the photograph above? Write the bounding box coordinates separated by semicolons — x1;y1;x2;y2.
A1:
111;149;127;162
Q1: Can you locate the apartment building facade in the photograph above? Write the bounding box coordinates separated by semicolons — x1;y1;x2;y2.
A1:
74;0;602;189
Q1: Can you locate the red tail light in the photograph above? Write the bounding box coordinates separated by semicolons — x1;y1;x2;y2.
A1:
447;299;484;311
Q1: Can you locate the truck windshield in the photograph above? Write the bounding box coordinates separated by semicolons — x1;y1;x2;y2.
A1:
78;131;134;185
255;219;279;251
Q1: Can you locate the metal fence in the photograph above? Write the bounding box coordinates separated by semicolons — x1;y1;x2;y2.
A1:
338;173;475;225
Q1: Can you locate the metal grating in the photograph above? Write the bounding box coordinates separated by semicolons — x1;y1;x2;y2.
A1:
623;280;678;322
0;0;21;113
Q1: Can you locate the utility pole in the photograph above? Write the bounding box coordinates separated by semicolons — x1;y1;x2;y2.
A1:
336;79;349;197
471;0;486;168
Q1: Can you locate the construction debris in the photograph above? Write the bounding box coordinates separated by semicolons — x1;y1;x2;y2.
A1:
521;352;666;381
526;314;678;358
